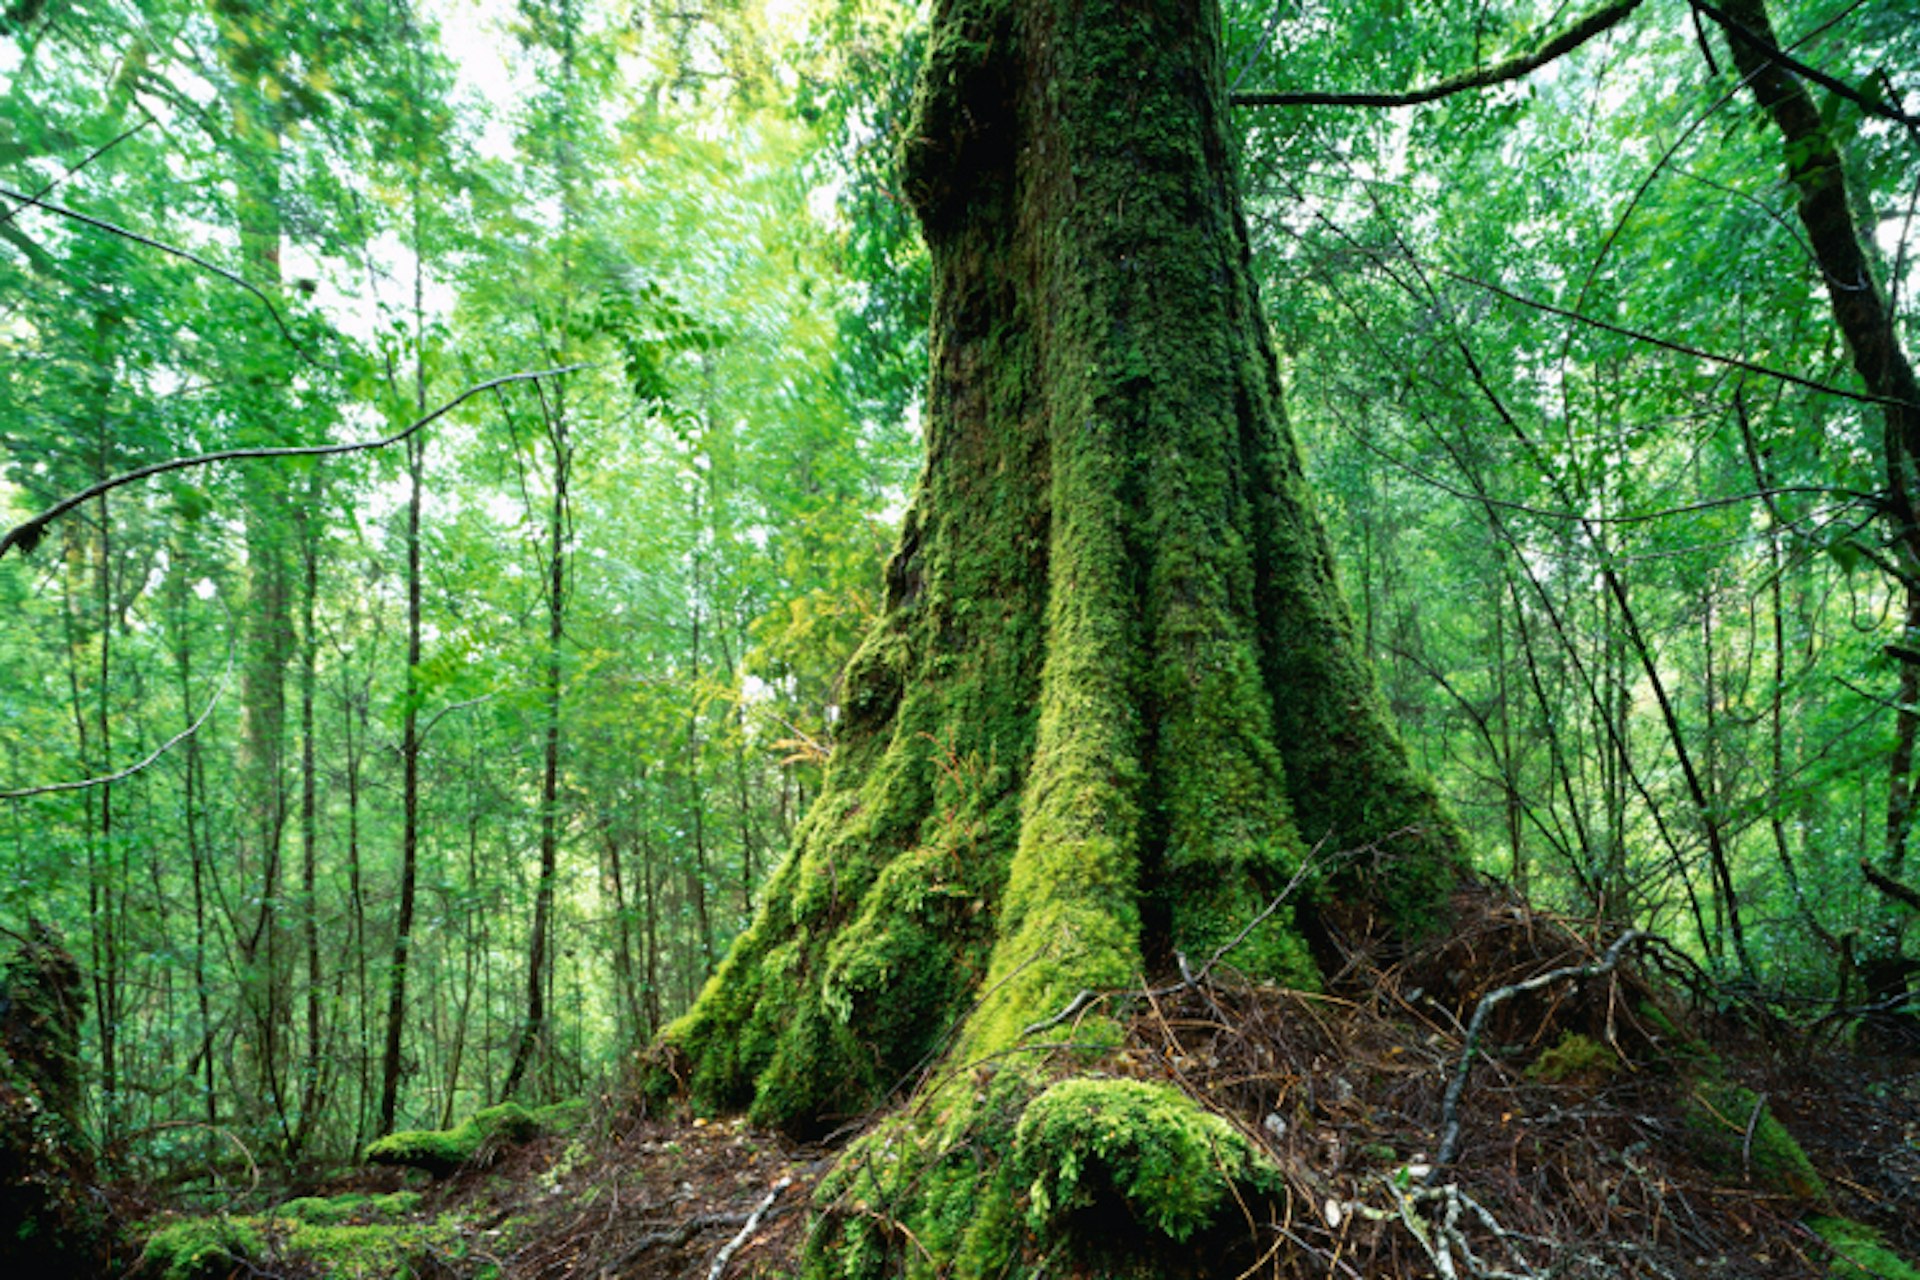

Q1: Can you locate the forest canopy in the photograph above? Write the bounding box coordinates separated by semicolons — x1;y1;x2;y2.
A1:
2;0;1919;1273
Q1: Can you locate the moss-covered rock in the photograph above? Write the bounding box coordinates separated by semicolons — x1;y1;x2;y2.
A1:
139;1209;471;1280
274;1191;423;1226
1527;1031;1621;1086
1013;1078;1281;1242
364;1099;585;1175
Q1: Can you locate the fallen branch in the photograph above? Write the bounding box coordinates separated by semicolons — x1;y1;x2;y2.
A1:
707;1176;791;1280
1430;929;1646;1177
604;1211;747;1273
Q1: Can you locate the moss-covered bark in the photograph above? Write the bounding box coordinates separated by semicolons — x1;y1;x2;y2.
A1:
660;0;1465;1268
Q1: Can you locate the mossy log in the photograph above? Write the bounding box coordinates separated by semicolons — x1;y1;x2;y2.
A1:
658;0;1466;1271
363;1099;585;1176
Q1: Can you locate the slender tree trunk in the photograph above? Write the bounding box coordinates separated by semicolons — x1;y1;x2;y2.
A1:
684;518;714;978
378;395;428;1137
339;662;370;1147
1716;0;1920;949
504;388;570;1100
291;479;324;1157
172;546;219;1155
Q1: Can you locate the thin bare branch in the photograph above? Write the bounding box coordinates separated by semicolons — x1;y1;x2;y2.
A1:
0;365;589;562
1;596;233;801
0;182;316;356
1233;0;1645;109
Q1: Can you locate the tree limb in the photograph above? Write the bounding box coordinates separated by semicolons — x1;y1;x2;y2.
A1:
1437;264;1911;410
707;1177;791;1280
1860;859;1920;914
1691;0;1920;127
0;117;153;229
1430;929;1646;1177
0;596;233;801
1233;0;1644;109
0;181;314;357
0;365;588;561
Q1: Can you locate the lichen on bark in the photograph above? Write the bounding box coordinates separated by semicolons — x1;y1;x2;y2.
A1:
659;0;1466;1267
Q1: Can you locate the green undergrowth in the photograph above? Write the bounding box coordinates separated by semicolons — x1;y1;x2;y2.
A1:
138;1204;475;1280
364;1099;586;1176
1679;1076;1825;1200
1810;1216;1920;1280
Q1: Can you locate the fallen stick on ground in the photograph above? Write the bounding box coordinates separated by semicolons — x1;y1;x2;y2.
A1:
708;1176;793;1280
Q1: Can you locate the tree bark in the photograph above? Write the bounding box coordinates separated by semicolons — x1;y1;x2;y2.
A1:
659;5;1465;1265
663;0;1461;1210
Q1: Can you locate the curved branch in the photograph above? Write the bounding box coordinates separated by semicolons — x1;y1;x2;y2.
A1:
0;181;315;358
1430;929;1648;1177
1691;0;1920;128
0;598;233;801
0;365;588;561
1233;0;1645;109
1437;264;1910;409
0;117;152;229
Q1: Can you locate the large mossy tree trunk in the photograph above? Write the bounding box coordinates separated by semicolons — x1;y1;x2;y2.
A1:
663;0;1463;1269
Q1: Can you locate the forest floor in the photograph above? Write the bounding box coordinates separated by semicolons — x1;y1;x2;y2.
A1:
120;892;1920;1279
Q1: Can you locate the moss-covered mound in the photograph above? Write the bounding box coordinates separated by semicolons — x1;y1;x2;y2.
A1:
274;1190;424;1226
803;1063;1286;1280
138;1207;472;1280
139;1216;265;1280
365;1099;586;1176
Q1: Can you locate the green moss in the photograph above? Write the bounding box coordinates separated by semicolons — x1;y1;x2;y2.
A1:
805;1070;1283;1279
143;1209;468;1280
1810;1216;1920;1280
274;1191;423;1226
279;1214;465;1278
1680;1078;1825;1201
1527;1032;1621;1084
1014;1078;1279;1242
364;1100;583;1175
140;1217;264;1280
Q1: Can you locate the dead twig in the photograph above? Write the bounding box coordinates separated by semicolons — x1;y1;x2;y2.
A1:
707;1176;792;1280
1431;929;1646;1177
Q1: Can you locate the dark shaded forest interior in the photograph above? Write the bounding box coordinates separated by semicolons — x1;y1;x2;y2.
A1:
2;0;1919;1274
